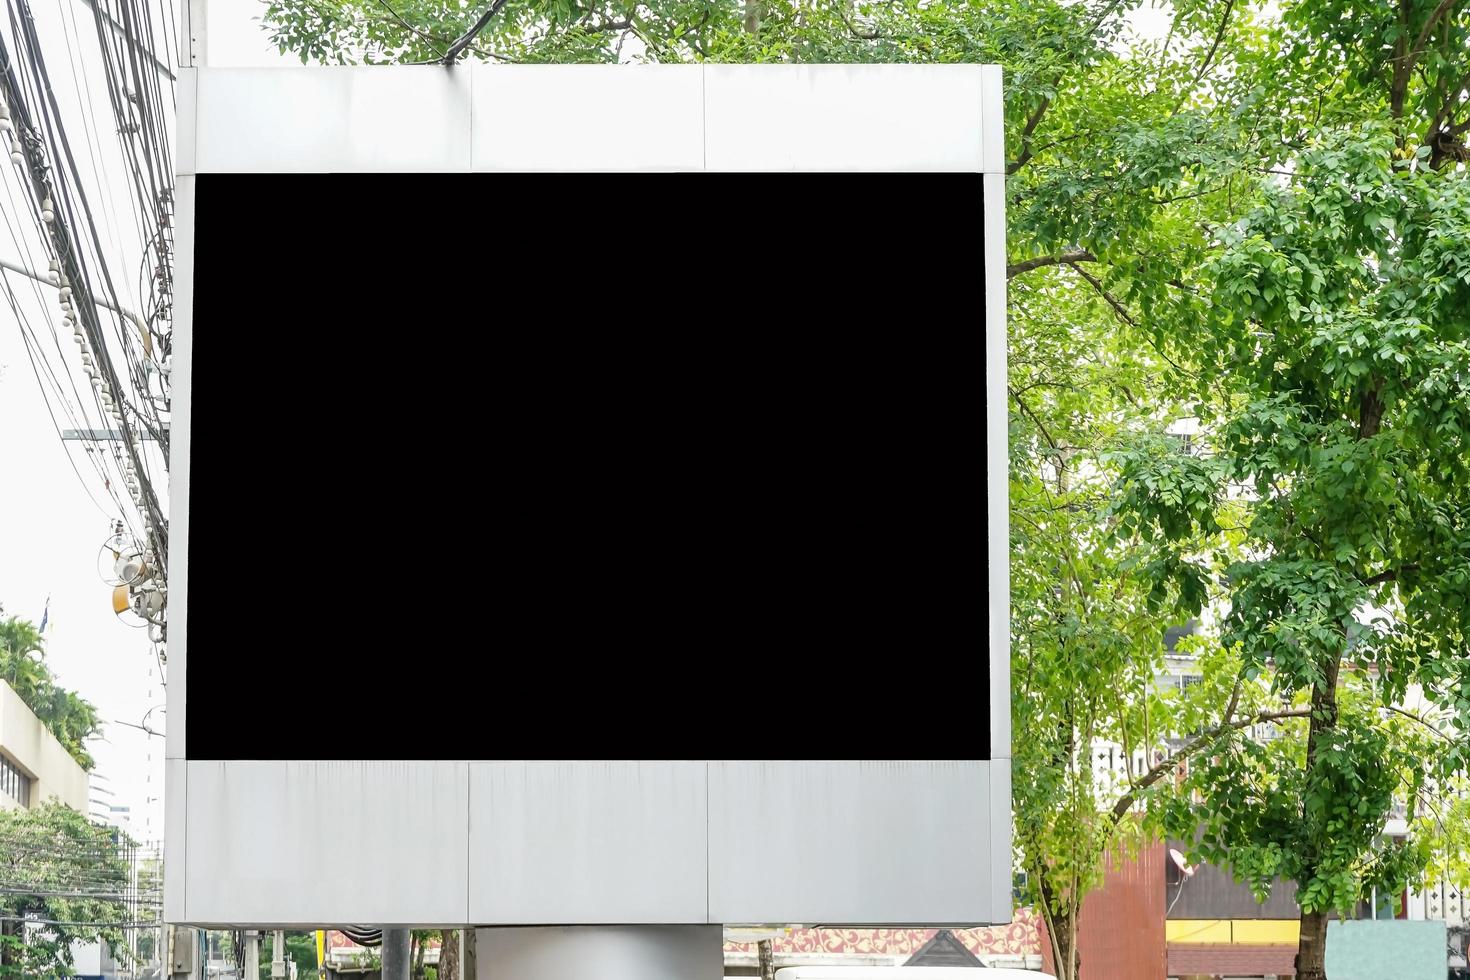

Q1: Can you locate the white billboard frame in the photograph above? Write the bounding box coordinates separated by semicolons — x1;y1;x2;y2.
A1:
166;62;1009;930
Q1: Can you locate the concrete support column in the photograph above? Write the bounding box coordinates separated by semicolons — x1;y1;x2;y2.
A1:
381;928;411;980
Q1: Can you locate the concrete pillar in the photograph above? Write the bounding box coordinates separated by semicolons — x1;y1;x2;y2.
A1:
381;928;411;980
475;926;722;980
244;932;261;980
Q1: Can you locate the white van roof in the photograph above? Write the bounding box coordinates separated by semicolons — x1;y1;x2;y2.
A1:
773;969;1055;980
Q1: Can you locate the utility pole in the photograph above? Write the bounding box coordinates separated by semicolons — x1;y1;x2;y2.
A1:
381;929;410;980
0;257;154;356
63;427;166;441
167;925;201;980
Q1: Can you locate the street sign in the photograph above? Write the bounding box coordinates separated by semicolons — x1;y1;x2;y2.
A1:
167;63;1009;935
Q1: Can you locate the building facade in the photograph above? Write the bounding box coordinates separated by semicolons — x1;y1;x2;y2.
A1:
0;678;88;811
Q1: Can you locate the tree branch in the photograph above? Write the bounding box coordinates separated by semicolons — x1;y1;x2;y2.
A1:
1384;704;1453;741
1407;0;1460;78
372;0;447;56
1427;66;1470;137
1173;0;1234;115
1067;261;1136;325
1010;386;1060;451
1067;262;1198;379
1391;0;1414;120
1005;0;1127;176
1007;250;1097;278
442;0;511;64
1109;709;1311;822
839;7;880;39
1223;672;1244;725
1361;564;1417;587
1008;96;1052;175
582;18;633;32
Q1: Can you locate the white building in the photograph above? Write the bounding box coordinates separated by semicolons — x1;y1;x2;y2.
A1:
0;678;89;811
90;773;138;838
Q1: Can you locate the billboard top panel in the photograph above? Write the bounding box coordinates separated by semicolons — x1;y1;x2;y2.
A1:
177;64;1004;175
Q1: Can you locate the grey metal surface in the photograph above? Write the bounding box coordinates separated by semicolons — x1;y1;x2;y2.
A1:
707;761;991;924
701;64;987;171
184;64;999;174
182;761;470;925
194;67;474;172
476;926;722;980
178;760;998;925
467;762;708;924
472;65;703;171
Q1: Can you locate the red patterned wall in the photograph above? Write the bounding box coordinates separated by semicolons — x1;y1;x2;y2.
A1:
724;907;1042;959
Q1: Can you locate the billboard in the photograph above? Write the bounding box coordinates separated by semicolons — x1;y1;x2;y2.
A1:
166;63;1009;931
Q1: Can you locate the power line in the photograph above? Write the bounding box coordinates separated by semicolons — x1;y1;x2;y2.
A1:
1;0;171;562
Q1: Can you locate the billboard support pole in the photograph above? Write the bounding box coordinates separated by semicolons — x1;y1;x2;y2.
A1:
382;928;411;980
476;926;721;980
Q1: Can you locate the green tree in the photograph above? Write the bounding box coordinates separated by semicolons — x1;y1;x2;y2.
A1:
0;801;131;978
1117;1;1470;976
0;616;50;705
261;0;733;64
0;613;100;770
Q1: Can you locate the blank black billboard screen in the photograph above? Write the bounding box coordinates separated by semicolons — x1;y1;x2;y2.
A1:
186;173;990;761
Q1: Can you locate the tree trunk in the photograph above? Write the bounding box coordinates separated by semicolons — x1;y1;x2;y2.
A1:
1296;908;1330;980
1290;384;1383;979
1290;624;1342;980
462;929;476;980
439;931;459;980
743;0;761;36
1051;911;1080;980
757;938;775;980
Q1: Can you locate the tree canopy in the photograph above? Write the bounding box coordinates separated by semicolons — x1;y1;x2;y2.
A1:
0;801;132;978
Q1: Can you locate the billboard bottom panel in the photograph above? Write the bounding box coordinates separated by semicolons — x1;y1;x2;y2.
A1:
176;760;1005;926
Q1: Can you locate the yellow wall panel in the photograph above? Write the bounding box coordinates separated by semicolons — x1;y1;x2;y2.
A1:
1167;920;1301;944
1233;920;1300;944
1167;920;1232;943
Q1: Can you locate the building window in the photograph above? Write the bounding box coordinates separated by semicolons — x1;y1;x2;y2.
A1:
0;754;31;807
1158;673;1203;694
